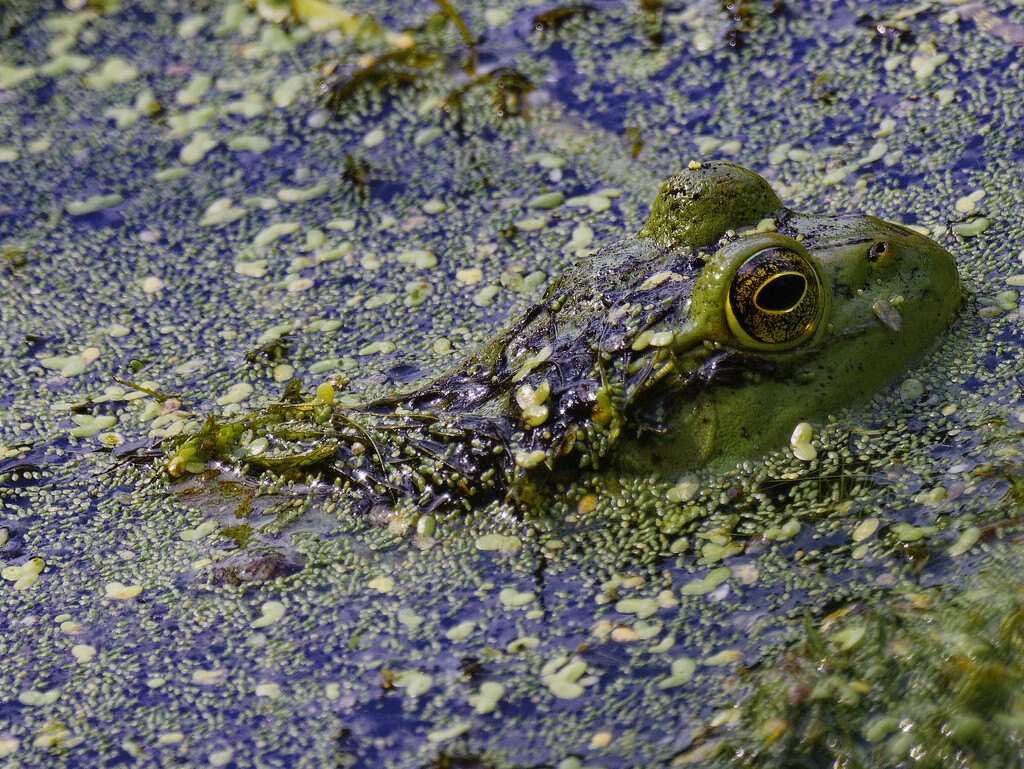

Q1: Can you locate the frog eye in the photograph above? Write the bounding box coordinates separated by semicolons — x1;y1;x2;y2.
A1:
727;248;821;346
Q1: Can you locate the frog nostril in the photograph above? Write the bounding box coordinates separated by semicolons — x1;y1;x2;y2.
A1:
867;241;890;263
755;273;807;312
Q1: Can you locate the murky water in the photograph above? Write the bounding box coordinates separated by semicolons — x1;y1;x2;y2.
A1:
2;1;1024;766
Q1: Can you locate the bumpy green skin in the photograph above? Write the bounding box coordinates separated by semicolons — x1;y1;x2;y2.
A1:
171;162;961;502
638;161;783;248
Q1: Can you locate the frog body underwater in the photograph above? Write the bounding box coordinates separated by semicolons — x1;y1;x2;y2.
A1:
172;162;961;510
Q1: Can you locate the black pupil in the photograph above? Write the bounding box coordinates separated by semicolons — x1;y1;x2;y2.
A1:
756;273;806;312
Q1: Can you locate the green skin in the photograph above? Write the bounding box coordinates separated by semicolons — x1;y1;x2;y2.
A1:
400;160;962;488
170;162;962;503
614;161;963;473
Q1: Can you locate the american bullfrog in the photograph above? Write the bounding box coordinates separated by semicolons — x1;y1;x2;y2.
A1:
168;161;961;510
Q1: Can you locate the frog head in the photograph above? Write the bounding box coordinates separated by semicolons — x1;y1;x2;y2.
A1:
617;163;962;473
399;162;962;489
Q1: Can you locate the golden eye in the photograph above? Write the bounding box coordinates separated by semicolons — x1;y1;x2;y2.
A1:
727;248;821;345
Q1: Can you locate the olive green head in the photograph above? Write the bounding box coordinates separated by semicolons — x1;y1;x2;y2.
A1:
619;165;962;473
671;215;961;363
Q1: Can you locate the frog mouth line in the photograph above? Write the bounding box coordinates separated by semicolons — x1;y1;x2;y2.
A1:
634;305;907;408
621;305;909;436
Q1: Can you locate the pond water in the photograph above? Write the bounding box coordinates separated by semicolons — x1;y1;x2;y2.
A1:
2;1;1024;767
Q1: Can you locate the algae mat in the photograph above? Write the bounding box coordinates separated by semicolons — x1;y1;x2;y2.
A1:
2;1;1024;767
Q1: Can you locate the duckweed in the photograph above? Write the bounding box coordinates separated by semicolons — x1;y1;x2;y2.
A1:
66;193;123;215
658;657;696;689
393;670;432;697
680;567;731;596
952;216;991;237
527;191;564;209
426;722;472;742
498;587;535;606
470;681;506;714
17;689;61;707
83;55;137;89
103;582;142;599
1;1;1023;767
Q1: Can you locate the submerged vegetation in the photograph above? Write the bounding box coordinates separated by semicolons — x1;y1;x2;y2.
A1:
310;0;536;121
705;561;1024;768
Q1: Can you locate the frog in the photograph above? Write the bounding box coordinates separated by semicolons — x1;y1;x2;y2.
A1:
169;161;962;511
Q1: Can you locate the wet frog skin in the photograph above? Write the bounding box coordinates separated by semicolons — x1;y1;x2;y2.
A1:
611;161;964;473
170;162;962;510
